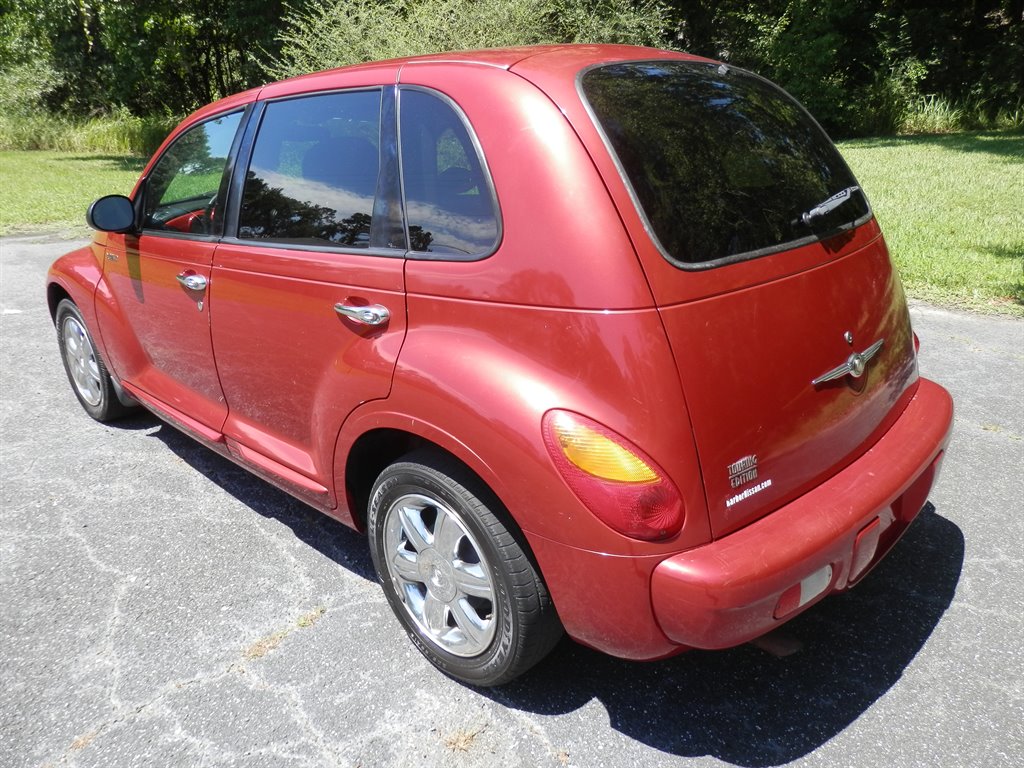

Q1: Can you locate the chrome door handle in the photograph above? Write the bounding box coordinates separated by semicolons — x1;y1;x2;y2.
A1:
176;272;208;291
334;303;390;326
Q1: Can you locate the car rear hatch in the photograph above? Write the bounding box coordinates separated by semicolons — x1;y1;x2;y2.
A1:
577;59;921;538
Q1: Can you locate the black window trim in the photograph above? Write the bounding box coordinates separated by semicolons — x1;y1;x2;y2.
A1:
575;59;873;272
396;84;503;262
220;85;407;259
135;105;252;242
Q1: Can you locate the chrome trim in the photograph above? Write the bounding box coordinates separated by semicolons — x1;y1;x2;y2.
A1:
334;302;390;326
176;273;208;291
812;338;884;386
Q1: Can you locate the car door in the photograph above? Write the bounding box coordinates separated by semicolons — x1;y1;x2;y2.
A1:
99;110;246;432
210;85;407;507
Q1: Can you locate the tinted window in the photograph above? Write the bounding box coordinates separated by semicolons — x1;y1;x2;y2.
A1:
143;111;243;234
399;89;498;256
581;62;870;267
239;90;381;247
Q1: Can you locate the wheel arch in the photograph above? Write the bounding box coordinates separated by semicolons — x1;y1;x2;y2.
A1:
341;420;560;622
46;281;72;323
47;246;102;316
339;419;507;536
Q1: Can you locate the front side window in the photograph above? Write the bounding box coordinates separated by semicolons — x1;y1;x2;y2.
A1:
399;89;498;257
581;61;871;267
143;111;243;234
238;90;382;248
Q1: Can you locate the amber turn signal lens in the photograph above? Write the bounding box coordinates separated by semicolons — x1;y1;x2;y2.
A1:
548;413;658;483
542;410;684;541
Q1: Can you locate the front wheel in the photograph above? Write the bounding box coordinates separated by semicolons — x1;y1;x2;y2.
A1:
55;299;132;422
368;451;562;686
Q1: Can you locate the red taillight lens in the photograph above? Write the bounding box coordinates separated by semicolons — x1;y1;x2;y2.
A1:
542;410;684;541
913;331;921;352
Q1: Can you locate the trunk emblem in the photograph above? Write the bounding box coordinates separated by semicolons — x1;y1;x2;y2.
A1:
812;339;884;386
727;454;759;488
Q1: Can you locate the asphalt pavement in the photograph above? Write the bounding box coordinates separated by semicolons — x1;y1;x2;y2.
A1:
2;233;1022;768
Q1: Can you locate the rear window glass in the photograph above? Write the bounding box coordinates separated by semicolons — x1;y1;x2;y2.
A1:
581;61;870;268
399;88;499;257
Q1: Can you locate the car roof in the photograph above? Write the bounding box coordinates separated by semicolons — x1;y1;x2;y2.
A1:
183;44;714;130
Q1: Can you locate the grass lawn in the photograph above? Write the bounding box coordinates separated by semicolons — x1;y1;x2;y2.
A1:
1;133;1021;316
839;131;1023;316
0;151;144;236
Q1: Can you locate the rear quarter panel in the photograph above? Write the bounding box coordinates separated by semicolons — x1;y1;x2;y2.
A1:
371;299;712;556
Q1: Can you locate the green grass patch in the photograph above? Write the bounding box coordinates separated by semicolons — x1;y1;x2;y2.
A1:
0;151;144;236
839;131;1024;316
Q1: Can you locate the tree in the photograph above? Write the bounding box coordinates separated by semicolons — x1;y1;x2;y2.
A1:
1;0;287;116
667;0;1023;136
99;0;287;114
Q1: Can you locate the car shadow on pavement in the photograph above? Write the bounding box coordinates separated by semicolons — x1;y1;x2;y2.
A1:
141;419;377;582
490;503;964;767
131;416;963;766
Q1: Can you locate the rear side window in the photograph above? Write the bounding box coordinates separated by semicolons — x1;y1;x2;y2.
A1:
581;61;871;268
238;90;381;247
399;88;499;257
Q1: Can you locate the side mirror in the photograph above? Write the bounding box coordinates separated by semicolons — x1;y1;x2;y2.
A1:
86;195;136;233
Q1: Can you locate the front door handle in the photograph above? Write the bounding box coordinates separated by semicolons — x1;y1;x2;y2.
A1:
334;303;390;326
176;272;208;291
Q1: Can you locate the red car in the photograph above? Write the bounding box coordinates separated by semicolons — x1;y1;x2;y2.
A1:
47;45;953;686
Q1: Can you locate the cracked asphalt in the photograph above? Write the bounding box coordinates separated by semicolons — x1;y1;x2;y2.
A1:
2;233;1022;768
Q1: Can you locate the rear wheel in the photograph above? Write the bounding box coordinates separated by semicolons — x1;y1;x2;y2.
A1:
55;299;131;422
368;450;562;686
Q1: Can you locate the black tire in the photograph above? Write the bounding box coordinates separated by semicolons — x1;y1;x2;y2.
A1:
55;299;132;422
368;450;562;686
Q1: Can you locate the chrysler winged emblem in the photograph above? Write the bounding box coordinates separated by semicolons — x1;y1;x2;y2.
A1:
812;338;884;386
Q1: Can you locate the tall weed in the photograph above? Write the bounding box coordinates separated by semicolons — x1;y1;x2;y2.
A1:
898;95;1024;134
0;110;176;155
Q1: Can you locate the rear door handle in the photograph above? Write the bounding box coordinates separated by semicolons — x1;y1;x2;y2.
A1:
334;303;390;326
176;272;208;291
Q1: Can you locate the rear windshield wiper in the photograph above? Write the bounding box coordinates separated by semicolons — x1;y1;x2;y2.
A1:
799;186;860;226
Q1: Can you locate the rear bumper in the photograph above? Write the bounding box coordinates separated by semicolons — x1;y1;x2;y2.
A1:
651;377;954;649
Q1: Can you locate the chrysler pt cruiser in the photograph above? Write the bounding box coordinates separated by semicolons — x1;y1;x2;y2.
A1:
47;45;954;685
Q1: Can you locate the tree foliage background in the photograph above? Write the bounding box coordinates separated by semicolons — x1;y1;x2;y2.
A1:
1;0;1021;137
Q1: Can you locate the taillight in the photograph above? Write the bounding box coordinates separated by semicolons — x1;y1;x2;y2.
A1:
542;410;684;541
913;331;921;352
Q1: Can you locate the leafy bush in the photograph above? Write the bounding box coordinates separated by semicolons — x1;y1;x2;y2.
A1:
268;0;669;79
0;60;61;118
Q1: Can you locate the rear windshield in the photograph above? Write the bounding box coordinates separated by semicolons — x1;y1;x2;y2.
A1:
581;61;871;268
